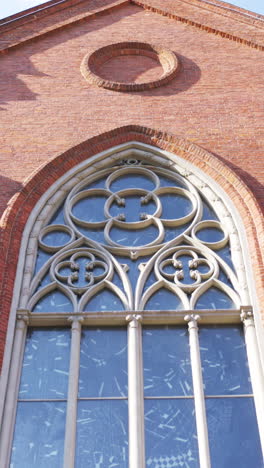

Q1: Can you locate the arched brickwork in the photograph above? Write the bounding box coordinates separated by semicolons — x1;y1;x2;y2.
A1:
0;125;264;367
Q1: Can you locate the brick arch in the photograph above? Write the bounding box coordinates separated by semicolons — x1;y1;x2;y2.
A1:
0;124;264;366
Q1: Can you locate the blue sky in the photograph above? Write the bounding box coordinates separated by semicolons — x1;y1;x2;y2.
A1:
1;0;264;20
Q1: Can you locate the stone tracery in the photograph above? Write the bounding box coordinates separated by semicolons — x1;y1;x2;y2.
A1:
27;157;241;312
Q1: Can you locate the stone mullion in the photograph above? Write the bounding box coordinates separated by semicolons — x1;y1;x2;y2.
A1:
0;312;29;467
126;314;145;468
240;310;264;456
63;316;83;468
185;314;211;468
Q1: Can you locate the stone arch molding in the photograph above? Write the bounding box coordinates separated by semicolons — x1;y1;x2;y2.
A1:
18;141;250;315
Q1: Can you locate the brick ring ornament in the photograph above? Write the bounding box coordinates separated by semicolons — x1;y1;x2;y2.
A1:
80;41;179;92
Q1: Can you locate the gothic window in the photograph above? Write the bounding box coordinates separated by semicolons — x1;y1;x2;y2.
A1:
1;144;263;467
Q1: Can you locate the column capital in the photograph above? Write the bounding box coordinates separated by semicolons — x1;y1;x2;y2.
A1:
240;310;254;324
184;314;200;329
126;314;142;328
68;315;84;331
16;311;29;329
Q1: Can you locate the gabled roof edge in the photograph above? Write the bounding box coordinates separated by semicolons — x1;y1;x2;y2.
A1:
0;0;263;54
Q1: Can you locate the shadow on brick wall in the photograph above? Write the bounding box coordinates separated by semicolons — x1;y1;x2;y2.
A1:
211;151;264;214
0;176;22;218
136;53;201;97
0;3;138;109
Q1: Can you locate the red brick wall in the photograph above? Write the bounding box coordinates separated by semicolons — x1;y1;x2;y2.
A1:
0;0;263;366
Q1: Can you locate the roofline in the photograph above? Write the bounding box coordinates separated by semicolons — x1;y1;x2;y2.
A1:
0;0;86;30
183;0;264;21
1;0;263;29
0;0;263;54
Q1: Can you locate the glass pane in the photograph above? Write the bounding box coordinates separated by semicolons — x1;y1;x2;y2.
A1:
158;175;185;188
79;328;127;397
34;249;52;274
145;288;183;311
42;229;71;247
110;225;159;247
83;177;106;190
32;290;73;313
110;174;155;191
19;328;70;399
201;200;218;221
196;227;224;243
10;402;66;468
83;289;124;312
164;224;190;242
159;194;193;219
145;399;199;467
72;195;107;222
77;226;105;243
143;327;192;396
50;206;65;225
217;245;235;270
36;273;52;291
206;398;263;468
195;287;235;309
199;326;251;395
75;400;128;468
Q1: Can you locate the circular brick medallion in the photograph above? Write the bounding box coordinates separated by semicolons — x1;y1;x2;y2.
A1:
80;42;179;92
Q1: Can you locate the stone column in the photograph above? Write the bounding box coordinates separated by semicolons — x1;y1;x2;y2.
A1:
241;310;264;456
0;312;29;466
63;316;83;468
126;314;145;468
185;314;211;468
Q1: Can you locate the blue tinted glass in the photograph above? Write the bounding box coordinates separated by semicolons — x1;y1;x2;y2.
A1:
158;175;185;188
79;328;127;397
82;177;106;190
32;290;73;313
196;227;224;243
76;400;128;468
72;195;107;222
19;328;70;399
160;194;193;219
83;289;124;312
143;271;157;293
218;269;233;286
145;289;183;311
36;273;52;291
201;200;218;221
34;249;52;274
110;174;155;192
199;326;251;395
217;245;235;270
110;225;159;247
195;287;235;310
145;399;199;467
112;271;125;293
143;327;192;396
206;398;263;468
77;226;105;243
109;195;156;222
11;402;66;468
42;229;71;247
164;224;190;242
50;206;65;225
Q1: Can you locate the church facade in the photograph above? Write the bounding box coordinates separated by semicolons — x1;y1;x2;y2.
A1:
0;0;264;466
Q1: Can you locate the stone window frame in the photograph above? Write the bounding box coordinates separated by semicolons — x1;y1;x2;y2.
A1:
0;141;264;467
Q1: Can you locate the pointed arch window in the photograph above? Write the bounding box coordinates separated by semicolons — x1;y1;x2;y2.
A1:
1;143;263;467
